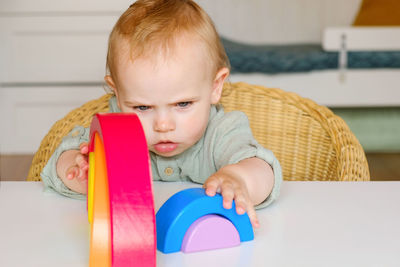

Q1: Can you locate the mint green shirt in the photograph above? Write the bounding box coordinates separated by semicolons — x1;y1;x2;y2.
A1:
41;96;282;208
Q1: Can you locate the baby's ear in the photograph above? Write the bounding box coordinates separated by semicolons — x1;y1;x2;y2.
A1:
211;67;230;104
104;75;121;108
104;75;117;93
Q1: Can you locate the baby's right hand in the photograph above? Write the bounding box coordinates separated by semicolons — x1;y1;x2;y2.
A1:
66;143;89;180
57;143;89;194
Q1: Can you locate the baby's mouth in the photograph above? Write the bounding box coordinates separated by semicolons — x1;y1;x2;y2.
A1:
154;141;178;153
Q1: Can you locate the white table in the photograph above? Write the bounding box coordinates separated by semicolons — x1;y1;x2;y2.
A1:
0;181;399;267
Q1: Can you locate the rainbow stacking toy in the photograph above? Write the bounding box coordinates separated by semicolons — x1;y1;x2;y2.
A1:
87;113;254;267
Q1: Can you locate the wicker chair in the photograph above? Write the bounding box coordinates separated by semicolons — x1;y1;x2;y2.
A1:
28;82;370;181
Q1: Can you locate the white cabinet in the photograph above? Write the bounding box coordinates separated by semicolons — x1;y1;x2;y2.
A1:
0;87;105;153
0;16;116;84
0;1;131;154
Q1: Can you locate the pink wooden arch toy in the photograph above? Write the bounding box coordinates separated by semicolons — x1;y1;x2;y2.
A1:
87;113;155;267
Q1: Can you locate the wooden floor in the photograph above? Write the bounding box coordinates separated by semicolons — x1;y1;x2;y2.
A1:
1;153;400;181
366;153;400;181
1;154;35;181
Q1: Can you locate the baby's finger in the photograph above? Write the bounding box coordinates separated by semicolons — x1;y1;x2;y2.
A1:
77;170;88;184
74;165;88;182
246;204;260;229
80;142;89;155
75;154;89;171
66;166;79;180
233;193;247;215
203;175;221;197
220;182;235;210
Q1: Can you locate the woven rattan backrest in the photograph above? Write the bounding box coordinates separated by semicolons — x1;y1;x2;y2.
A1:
220;82;370;181
28;82;370;181
27;94;113;181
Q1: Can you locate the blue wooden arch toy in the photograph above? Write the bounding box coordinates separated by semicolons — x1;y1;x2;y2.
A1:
156;187;254;253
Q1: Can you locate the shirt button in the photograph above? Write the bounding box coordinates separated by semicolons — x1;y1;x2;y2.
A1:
164;167;174;176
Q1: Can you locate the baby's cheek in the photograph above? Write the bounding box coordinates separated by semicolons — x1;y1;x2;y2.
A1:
134;120;153;146
183;118;207;144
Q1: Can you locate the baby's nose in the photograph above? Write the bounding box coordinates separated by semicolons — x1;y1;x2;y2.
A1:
154;115;175;132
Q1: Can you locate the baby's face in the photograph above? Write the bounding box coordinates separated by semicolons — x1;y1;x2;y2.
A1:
109;38;226;157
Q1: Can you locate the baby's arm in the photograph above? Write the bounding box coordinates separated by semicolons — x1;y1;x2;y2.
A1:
204;157;274;228
40;126;90;199
56;143;89;194
200;108;282;229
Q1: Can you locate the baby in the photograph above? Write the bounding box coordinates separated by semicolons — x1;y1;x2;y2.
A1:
41;0;282;228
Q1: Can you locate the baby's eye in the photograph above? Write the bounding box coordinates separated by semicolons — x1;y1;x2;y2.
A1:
177;101;192;108
134;106;150;111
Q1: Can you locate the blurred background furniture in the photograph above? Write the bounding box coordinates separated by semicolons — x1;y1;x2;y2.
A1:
0;0;397;180
28;82;370;181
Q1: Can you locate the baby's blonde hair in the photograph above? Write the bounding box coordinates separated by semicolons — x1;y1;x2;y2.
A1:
106;0;230;82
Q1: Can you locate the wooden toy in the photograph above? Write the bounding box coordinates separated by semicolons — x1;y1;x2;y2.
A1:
87;113;254;265
88;133;111;265
181;214;240;253
88;113;156;267
156;188;254;253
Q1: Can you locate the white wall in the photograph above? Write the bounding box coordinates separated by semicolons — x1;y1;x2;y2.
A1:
0;0;362;44
199;0;362;44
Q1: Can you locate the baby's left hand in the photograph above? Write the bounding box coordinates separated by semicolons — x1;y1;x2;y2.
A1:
203;167;260;228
